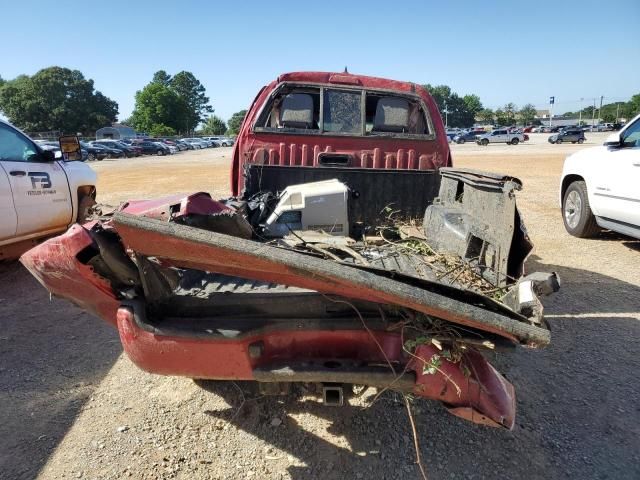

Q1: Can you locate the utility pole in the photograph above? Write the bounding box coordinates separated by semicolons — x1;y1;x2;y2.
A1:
616;103;620;123
444;101;448;128
599;96;604;125
549;96;554;128
591;98;596;128
579;98;584;126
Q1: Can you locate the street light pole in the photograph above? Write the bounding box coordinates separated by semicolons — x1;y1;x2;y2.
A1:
579;97;584;126
591;98;596;128
599;96;604;125
444;101;448;128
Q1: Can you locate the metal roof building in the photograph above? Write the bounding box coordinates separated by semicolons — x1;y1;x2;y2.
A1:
95;124;137;140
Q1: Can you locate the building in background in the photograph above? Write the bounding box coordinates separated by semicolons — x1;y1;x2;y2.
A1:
95;124;137;140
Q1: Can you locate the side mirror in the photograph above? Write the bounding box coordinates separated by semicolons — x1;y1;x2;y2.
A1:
59;135;83;161
603;132;621;147
41;150;56;161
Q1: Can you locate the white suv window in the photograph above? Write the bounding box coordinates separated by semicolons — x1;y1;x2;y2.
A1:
622;119;640;148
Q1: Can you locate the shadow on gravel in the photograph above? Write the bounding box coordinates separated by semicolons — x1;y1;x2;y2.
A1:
199;255;640;480
0;262;121;480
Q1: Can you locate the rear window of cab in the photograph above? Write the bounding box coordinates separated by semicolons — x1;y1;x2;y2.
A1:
253;84;435;140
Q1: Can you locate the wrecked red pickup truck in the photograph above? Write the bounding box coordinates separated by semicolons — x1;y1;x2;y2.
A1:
21;72;558;430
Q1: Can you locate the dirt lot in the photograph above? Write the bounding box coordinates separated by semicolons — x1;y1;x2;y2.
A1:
1;134;639;480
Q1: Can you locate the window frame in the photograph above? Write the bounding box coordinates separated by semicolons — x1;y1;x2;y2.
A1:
0;122;47;163
252;82;436;141
621;117;640;148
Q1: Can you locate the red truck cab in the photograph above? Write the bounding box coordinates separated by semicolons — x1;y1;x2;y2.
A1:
231;71;451;196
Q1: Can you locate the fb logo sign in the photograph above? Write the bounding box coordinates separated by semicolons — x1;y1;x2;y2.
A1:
28;172;52;189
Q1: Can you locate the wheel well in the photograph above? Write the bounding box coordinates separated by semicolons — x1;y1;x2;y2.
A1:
77;185;96;201
561;174;584;200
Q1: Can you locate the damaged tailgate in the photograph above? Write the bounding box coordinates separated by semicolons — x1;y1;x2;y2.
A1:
112;211;549;346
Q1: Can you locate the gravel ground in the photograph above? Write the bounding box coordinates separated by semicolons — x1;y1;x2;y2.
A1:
1;136;639;480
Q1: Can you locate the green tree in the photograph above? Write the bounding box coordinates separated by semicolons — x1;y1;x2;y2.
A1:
200;115;227;135
0;67;118;134
423;84;451;114
477;108;495;124
503;103;517;125
463;94;483;117
629;94;640;116
226;109;247;135
152;70;172;86
518;103;537;125
149;124;176;137
423;84;482;127
495;108;507;126
129;82;188;134
169;71;213;132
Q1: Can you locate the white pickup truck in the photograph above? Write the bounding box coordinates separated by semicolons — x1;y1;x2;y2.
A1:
0;120;96;259
477;128;525;146
560;113;640;239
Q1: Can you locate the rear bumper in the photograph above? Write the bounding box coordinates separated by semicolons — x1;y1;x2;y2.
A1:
117;304;516;429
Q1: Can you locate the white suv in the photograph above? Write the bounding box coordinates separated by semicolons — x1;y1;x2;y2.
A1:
560;113;640;239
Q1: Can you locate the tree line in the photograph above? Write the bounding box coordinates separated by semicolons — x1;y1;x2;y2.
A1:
1;67;638;136
564;96;640;124
0;67;247;137
423;84;540;128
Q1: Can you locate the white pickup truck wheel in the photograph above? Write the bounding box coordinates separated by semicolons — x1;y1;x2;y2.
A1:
562;181;600;238
511;138;519;145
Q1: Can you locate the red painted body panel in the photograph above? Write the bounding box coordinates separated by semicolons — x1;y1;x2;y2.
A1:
19;224;120;326
230;72;451;196
120;192;229;220
117;307;515;429
19;218;517;428
112;215;523;344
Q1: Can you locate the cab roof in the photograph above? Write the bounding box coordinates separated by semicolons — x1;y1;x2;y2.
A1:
275;71;425;96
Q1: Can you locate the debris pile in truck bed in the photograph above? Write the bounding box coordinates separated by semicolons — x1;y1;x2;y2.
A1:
278;221;507;302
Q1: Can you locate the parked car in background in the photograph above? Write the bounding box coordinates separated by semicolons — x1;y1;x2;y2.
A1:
209;136;234;146
136;140;171;156
560;112;640;239
596;123;614;132
80;141;109;161
548;129;585;144
182;138;206;149
476;128;525;145
175;140;192;150
1;120;96;259
155;139;180;153
445;128;461;141
452;131;479;144
201;137;222;147
93;140;139;157
87;141;124;159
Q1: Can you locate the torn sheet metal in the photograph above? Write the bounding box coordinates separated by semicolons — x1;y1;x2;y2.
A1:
112;212;550;346
117;192;253;239
423;168;533;287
